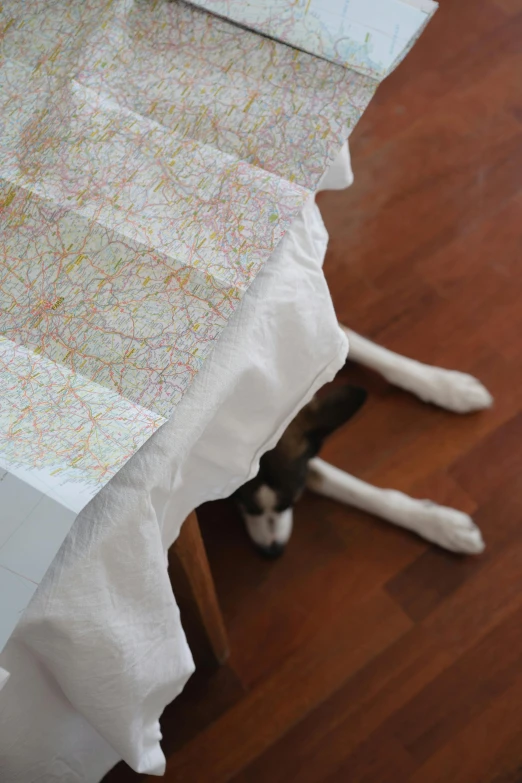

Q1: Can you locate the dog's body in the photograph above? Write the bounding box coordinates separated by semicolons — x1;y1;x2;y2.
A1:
234;145;492;559
234;327;491;557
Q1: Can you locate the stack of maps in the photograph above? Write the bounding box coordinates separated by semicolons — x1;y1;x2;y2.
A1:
0;0;436;652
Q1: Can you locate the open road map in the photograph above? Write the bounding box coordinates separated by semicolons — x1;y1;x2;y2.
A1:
188;0;437;78
0;0;436;653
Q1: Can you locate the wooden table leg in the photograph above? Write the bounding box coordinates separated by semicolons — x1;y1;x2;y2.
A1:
168;511;229;668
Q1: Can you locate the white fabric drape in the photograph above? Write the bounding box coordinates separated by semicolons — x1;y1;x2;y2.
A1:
0;144;353;782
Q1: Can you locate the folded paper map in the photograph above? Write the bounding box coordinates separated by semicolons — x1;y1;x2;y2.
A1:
188;0;437;78
0;0;436;653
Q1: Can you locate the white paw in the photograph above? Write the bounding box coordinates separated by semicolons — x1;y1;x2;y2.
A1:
409;501;485;554
386;365;493;414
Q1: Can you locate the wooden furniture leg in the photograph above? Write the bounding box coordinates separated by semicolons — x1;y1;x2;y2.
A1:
168;511;229;668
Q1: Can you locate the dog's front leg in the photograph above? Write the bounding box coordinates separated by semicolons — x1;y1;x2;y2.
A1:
307;458;484;554
341;327;492;414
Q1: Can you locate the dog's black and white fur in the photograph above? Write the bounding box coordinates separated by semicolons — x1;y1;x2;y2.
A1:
234;326;491;558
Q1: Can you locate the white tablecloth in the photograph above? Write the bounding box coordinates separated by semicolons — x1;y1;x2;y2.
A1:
0;146;352;782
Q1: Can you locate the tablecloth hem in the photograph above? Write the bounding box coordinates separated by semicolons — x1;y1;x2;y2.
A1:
218;324;349;500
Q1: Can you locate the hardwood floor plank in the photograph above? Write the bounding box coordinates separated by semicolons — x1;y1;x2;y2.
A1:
224;510;421;686
323;733;416;783
424;501;522;655
156;593;411;783
392;606;522;763
451;412;522;503
407;658;522;783
385;470;522;622
230;628;450;783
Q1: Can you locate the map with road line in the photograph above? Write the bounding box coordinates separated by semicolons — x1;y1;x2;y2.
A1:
0;0;436;653
188;0;437;79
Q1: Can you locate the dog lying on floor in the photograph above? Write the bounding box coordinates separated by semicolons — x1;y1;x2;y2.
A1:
233;326;492;558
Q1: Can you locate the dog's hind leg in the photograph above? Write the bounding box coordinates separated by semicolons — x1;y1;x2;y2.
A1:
341;327;492;413
307;458;484;554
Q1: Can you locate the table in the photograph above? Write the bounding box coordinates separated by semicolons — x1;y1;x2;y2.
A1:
0;145;353;781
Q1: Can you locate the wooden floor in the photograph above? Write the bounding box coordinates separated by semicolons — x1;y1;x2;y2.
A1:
106;0;522;780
